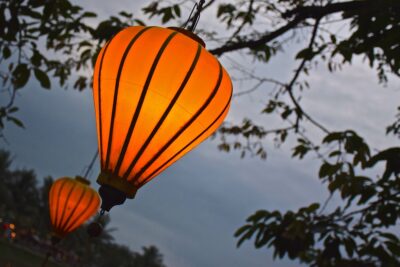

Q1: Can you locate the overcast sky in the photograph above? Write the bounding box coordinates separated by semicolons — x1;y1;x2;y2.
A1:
1;1;400;267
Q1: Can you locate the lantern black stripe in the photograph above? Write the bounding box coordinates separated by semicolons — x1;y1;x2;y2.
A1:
131;63;224;181
64;190;96;233
52;180;68;230
97;39;112;167
141;90;232;185
120;43;202;179
115;31;179;178
58;187;87;233
57;182;78;230
104;27;153;170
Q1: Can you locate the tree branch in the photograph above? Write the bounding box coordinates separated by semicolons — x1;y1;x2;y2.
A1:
210;0;397;57
229;0;255;40
283;0;382;19
285;18;330;134
210;16;302;56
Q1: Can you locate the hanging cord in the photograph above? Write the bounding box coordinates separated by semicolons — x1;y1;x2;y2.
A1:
83;150;105;237
82;150;99;179
182;0;205;32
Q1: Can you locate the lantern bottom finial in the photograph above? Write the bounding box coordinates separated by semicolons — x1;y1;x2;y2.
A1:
98;184;127;212
97;171;138;198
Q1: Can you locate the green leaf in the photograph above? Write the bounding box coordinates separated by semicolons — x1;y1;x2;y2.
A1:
328;150;341;158
119;11;132;18
381;233;399;243
217;4;236;18
344;238;355;257
82;12;97;18
322;132;343;143
34;68;51;89
281;108;292;119
12;64;30;89
295;48;314;60
306;203;320;213
8;107;18;113
236;226;256;247
134;19;146;26
247;210;270;222
319;162;342;178
3;46;11;59
330;34;337;44
386;241;400;256
161;8;173;24
234;225;252;237
7;117;25;128
218;143;230;152
78;41;92;50
173;5;181;17
30;50;42;67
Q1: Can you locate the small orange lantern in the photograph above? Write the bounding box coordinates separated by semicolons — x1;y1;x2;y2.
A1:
48;176;100;239
93;26;232;211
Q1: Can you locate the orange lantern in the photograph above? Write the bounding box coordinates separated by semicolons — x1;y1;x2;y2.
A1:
48;176;100;239
93;26;232;211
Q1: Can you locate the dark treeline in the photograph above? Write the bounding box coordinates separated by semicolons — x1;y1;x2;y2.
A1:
0;149;166;267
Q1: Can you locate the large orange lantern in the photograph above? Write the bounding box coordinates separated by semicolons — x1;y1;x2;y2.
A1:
48;176;100;239
93;26;232;211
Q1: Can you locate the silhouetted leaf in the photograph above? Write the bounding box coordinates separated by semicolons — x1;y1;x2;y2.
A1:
34;68;51;89
2;46;11;59
173;5;180;17
12;64;30;89
7;117;24;128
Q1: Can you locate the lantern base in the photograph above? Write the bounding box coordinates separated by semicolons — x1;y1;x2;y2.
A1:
97;171;138;198
98;184;128;212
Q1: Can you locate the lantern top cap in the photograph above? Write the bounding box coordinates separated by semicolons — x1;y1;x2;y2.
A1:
168;27;206;48
75;176;91;185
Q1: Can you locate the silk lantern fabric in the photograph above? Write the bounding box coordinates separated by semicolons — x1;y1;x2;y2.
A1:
93;26;232;198
49;176;100;238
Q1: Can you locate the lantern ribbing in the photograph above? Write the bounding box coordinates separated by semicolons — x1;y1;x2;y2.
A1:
93;26;232;211
49;177;100;238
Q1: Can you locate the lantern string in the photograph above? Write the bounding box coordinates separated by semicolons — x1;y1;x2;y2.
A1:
82;150;99;180
181;2;196;29
182;0;205;32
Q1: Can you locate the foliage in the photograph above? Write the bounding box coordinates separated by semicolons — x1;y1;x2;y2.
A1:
0;149;166;267
0;0;144;132
136;1;400;266
1;0;400;266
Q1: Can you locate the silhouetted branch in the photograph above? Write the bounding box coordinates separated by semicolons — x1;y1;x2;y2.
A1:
283;0;382;19
210;0;399;56
210;17;302;56
229;0;255;39
285;18;330;134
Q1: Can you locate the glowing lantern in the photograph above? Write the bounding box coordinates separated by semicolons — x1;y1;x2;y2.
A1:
48;176;100;239
93;26;232;211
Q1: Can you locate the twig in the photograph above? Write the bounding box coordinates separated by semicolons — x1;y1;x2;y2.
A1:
319;193;333;215
285;18;330;134
210;0;393;56
210;16;303;56
229;0;255;40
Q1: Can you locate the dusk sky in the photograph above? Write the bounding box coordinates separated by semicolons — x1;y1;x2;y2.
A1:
1;1;400;267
